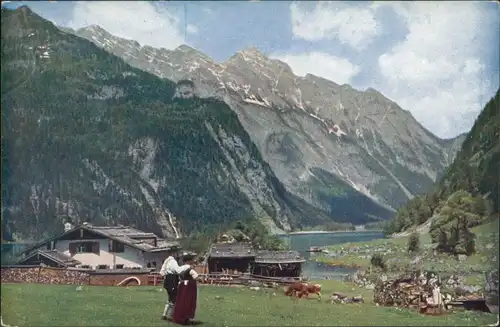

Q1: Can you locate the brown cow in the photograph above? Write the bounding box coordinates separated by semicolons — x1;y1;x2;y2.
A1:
284;282;322;301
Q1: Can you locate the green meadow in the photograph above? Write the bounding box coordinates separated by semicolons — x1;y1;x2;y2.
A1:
1;281;496;326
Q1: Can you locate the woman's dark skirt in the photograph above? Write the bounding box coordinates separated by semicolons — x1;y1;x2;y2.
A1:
172;279;198;325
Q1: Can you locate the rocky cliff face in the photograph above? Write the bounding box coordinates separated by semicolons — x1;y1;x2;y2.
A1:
71;25;463;221
1;7;332;241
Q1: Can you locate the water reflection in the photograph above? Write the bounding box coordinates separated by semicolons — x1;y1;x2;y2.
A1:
279;231;384;280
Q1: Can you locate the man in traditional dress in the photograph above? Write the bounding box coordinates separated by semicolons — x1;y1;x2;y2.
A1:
159;254;191;320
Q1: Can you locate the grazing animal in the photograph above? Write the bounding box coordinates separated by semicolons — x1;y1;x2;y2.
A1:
284;282;322;300
304;283;322;300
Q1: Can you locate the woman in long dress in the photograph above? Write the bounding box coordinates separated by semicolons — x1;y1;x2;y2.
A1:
172;267;199;325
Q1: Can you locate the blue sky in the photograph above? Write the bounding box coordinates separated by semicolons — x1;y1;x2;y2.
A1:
3;1;499;139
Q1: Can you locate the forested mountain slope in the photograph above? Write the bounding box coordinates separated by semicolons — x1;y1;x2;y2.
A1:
385;89;500;236
68;23;465;224
1;6;333;241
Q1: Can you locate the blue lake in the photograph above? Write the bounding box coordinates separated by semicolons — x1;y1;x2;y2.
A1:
279;231;384;280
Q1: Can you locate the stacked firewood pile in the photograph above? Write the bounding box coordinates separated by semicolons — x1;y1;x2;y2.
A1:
38;268;89;285
1;267;41;283
372;269;494;314
484;270;499;312
374;279;429;308
373;271;450;311
1;267;90;285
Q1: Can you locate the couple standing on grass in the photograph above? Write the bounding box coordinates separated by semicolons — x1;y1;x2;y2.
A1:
159;253;201;325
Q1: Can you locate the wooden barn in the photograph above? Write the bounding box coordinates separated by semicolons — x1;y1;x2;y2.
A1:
207;242;256;274
251;250;305;278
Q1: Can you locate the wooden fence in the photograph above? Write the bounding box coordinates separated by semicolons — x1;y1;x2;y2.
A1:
147;271;304;287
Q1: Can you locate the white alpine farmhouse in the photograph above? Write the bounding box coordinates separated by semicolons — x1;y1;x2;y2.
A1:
18;222;180;270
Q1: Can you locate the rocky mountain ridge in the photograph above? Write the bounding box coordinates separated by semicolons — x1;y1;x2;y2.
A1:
70;24;465;220
1;6;333;240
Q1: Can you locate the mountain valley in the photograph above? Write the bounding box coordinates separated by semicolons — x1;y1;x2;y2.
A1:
71;24;465;219
1;6;467;241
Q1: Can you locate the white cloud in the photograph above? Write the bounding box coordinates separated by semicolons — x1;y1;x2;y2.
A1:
270;52;360;85
68;1;186;49
376;2;496;138
290;2;380;50
186;24;198;35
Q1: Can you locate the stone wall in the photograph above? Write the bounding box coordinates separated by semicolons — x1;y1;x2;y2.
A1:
1;266;151;286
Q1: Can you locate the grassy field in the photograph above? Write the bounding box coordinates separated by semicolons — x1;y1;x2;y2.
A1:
312;220;499;281
1;281;497;326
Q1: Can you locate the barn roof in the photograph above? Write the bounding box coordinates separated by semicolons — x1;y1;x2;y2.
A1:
254;250;305;263
208;242;256;258
21;223;180;255
17;249;81;267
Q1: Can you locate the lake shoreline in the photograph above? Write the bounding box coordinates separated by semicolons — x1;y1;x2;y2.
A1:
282;230;385;279
310;258;362;269
281;229;383;235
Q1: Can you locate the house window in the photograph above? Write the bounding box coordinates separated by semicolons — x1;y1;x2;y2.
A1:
77;242;93;253
115;264;124;269
152;261;157;268
110;242;125;253
97;264;109;269
147;262;151;268
69;242;98;256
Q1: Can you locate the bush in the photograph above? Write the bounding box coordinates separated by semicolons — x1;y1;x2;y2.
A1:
436;229;449;252
231;219;287;251
370;253;387;271
407;232;421;253
433;219;477;256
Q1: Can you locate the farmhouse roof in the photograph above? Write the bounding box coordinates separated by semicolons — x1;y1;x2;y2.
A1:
22;223;180;255
208;242;256;258
254;250;305;263
84;224;179;252
17;249;81;267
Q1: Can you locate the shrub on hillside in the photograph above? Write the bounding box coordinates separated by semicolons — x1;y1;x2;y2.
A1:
431;219;477;257
407;232;420;253
232;220;287;250
370;253;387;271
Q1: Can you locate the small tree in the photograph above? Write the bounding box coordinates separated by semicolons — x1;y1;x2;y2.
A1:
436;229;449;253
407;232;420;253
454;220;476;256
370;254;387;271
463;229;476;256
